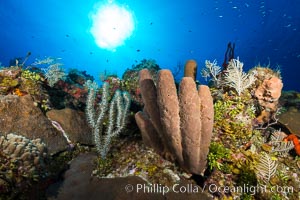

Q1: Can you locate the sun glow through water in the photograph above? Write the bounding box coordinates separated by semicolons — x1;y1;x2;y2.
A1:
90;2;135;51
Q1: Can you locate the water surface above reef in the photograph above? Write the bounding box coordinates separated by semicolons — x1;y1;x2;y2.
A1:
0;0;299;91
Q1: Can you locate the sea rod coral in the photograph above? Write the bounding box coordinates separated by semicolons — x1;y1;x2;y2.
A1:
85;81;131;158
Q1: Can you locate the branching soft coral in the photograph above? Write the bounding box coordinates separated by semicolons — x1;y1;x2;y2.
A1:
201;60;221;85
224;58;256;96
44;63;66;87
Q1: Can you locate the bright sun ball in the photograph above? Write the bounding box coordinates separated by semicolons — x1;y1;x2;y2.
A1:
90;2;135;51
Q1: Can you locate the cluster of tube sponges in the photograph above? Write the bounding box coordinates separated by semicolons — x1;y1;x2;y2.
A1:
135;68;214;175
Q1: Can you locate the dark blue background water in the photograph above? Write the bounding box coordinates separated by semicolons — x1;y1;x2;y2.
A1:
0;0;299;91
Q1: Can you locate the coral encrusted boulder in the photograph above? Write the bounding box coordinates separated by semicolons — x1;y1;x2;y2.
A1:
254;77;283;123
0;94;67;154
46;108;93;145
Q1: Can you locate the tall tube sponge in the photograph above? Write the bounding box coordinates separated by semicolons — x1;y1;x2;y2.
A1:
135;68;214;175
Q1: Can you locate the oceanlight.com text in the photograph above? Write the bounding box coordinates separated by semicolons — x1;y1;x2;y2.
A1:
124;183;294;196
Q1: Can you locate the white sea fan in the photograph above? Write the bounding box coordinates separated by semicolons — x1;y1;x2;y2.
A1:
201;60;221;84
44;63;66;87
255;152;278;183
224;58;256;96
32;57;56;65
270;130;294;156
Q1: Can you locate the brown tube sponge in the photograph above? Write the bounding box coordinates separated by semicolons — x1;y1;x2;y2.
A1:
156;70;183;165
135;68;214;175
138;69;162;132
198;85;214;173
179;77;202;173
184;59;197;80
135;111;163;153
138;69;168;148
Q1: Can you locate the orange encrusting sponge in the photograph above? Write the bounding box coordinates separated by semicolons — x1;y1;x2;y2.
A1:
284;134;300;155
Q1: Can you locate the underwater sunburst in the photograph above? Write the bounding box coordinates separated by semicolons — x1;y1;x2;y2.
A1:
90;1;135;51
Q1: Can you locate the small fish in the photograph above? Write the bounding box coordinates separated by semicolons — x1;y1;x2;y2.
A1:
219;15;223;18
90;52;93;55
232;6;238;9
284;24;291;28
244;3;250;8
150;22;153;25
136;49;140;52
66;34;69;37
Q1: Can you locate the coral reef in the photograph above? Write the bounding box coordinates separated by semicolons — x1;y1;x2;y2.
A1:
213;93;256;144
0;133;48;194
50;149;211;200
199;58;300;199
135;69;214;175
68;68;94;85
0;64;91;112
0;67;21;94
121;59;161;106
95;139;185;186
1;54;300;200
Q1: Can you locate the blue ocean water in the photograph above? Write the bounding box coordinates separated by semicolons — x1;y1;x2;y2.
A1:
0;0;299;91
